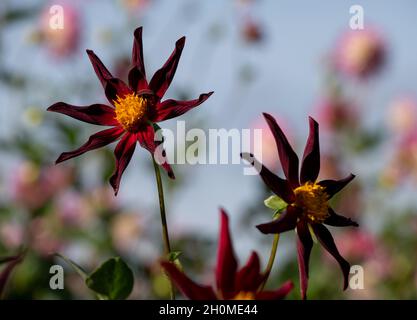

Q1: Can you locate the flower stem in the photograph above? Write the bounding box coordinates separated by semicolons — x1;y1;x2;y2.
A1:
152;156;175;300
259;233;280;291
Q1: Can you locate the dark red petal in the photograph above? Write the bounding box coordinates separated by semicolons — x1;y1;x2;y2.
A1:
324;207;359;227
296;219;313;300
86;49;113;89
300;117;320;184
256;205;300;234
132;27;146;78
128;67;148;93
56;127;124;164
240;153;295;203
109;133;137;196
160;261;217;300
86;50;132;104
128;27;148;92
318;174;355;199
263;113;300;188
137;124;175;179
235;252;264;293
47;102;118;126
216;209;238;299
255;281;294;300
311;224;350;290
105;78;133;106
149;36;186;99
0;252;24;296
153;92;213;122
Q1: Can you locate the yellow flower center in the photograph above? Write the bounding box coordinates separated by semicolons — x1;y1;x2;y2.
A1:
294;182;329;223
114;93;154;132
233;291;255;300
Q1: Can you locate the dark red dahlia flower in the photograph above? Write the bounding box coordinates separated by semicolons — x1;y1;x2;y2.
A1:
48;27;213;195
241;113;358;299
161;209;293;300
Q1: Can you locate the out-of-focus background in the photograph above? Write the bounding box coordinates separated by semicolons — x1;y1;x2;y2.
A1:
1;0;417;299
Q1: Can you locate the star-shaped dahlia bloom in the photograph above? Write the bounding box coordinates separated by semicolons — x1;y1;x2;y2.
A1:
241;113;358;299
48;27;213;195
161;209;293;300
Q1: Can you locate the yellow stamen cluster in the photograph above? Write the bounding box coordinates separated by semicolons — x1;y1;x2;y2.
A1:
114;93;153;132
233;291;255;300
294;182;329;223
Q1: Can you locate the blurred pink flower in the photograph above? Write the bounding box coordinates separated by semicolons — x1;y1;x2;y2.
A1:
55;191;95;228
0;222;24;249
387;96;417;136
315;96;358;131
333;29;385;79
111;213;143;253
29;217;63;256
39;2;80;57
89;186;119;212
9;162;73;210
383;129;417;185
334;229;376;261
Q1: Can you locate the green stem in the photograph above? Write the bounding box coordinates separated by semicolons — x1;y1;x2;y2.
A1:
259;234;280;291
152;156;175;300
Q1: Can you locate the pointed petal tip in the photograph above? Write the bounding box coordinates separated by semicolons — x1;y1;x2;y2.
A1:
168;171;176;179
280;280;295;296
343;263;350;290
176;36;186;47
110;180;119;196
285;280;294;291
219;208;228;221
262;112;273;120
47;102;65;112
55;154;66;164
134;26;143;34
308;115;318;124
256;223;271;234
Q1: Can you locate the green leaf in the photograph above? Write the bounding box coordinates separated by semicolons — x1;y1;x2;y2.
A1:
264;195;287;212
85;257;134;300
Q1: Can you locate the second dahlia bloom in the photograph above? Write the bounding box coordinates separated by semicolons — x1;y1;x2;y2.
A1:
48;27;213;195
161;209;293;300
241;113;358;299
